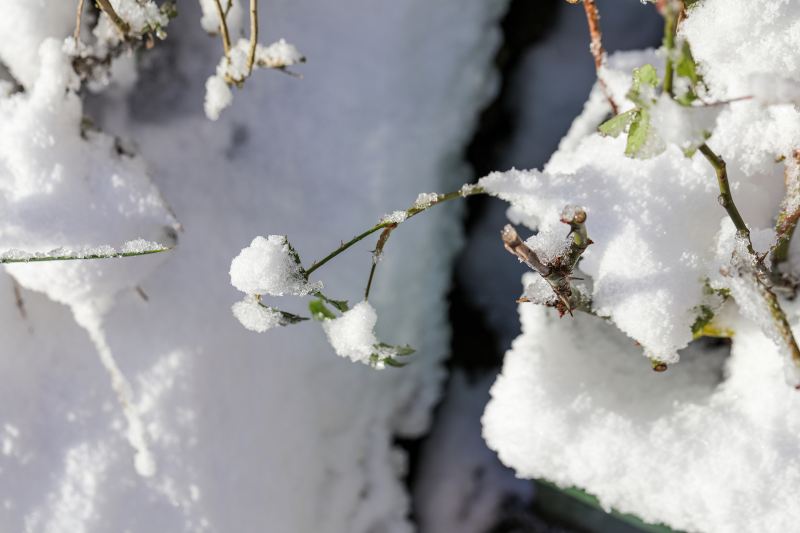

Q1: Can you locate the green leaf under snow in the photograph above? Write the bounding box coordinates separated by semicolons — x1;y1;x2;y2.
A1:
257;301;308;326
376;342;415;357
598;109;636;138
381;357;407;368
628;64;659;106
309;299;336;321
624;109;652;158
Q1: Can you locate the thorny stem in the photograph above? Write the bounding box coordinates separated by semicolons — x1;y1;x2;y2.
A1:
700;142;800;375
246;0;259;76
96;0;130;38
698;144;751;244
773;150;800;268
305;186;486;277
364;225;395;301
74;0;86;42
501;207;593;316
211;0;232;57
579;0;619;115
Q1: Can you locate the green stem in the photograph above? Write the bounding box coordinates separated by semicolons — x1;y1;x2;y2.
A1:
304;186;485;276
700;143;800;377
1;247;171;264
698;144;751;244
662;2;678;97
364;225;395;300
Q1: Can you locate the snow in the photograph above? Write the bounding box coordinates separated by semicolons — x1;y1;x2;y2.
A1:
229;235;318;296
0;0;507;530
483;301;800;533
322;301;381;366
203;74;233;121
231;295;284;333
649;93;719;154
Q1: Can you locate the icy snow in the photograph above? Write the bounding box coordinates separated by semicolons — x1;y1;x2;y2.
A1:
229;235;318;296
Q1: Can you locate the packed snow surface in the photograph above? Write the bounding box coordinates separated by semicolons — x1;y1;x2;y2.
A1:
1;0;506;531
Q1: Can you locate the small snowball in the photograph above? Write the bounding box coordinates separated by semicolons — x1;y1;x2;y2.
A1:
230;235;318;296
322;301;379;365
204;75;233;121
231;295;284;333
255;39;305;69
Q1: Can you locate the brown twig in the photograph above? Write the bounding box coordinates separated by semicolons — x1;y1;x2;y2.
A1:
772;149;800;271
579;0;619;115
74;0;86;42
246;0;259;76
211;0;232;57
364;225;396;300
96;0;130;38
501;209;593;317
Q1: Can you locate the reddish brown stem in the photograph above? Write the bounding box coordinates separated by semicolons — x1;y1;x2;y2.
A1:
581;0;619;115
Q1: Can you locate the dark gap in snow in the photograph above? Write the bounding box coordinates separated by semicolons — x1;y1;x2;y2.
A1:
399;0;569;531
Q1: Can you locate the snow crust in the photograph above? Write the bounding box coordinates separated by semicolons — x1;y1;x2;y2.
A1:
0;0;507;531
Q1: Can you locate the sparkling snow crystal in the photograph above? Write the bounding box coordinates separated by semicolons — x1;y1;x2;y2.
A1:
230;235;319;296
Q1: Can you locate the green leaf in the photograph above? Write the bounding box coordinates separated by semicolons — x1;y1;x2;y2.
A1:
382;357;407;368
598;110;636;138
257;301;308;326
376;342;415;356
624;109;651;157
627;64;659;107
313;291;349;312
308;299;336;321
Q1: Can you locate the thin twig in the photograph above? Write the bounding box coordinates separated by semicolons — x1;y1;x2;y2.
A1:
661;2;680;97
305;186;486;276
74;0;86;42
580;0;619;115
773;149;800;268
246;0;258;76
211;0;232;56
96;0;130;38
364;225;395;300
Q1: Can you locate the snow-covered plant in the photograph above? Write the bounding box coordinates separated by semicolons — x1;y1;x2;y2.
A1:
200;0;305;119
230;2;800;526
